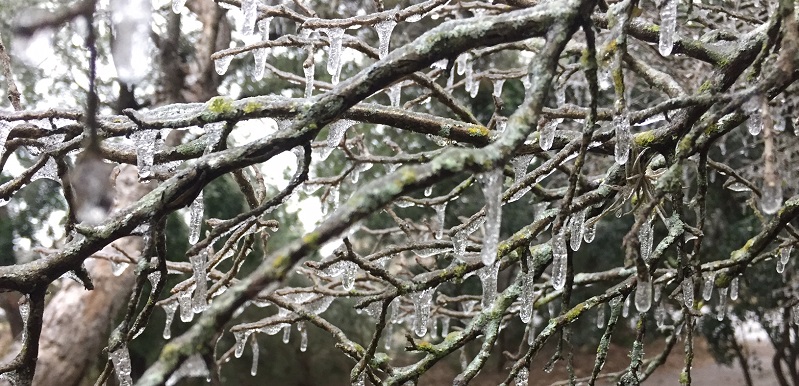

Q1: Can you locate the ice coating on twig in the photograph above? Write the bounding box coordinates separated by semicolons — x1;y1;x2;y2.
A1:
326;119;356;150
658;0;678;56
375;18;397;60
110;345;133;386
511;154;534;184
188;191;204;244
303;64;315;98
162;300;178;339
31;156;59;182
130;130;158;179
191;250;209;312
478;168;503;266
341;261;357;290
551;227;567;290
412;287;436;337
479;262;499;310
147;271;161;296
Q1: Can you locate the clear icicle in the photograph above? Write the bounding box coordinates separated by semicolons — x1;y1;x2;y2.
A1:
425;185;433;197
441;316;450;336
179;287;194;322
240;0;257;35
614;111;631;164
341;261;357;290
323;28;345;84
131;130;157;179
551;227;567;290
388;84;401;107
717;287;728;320
252;47;268;81
147;271;161;295
303;64;315;98
434;203;447;239
730;277;739;300
172;0;187;13
31;156;59;182
110;0;152;85
412;287;436;337
282;325;291;343
511;154;534;183
233;330;251;358
214;56;232;75
492;79;505;99
743;95;764;135
110;345;133;386
326;119;356;149
452;230;467;261
682;277;694;308
375;19;397;60
519;272;535;324
658;0;678;56
162;301;178;339
539;119;559;151
188;191;204;244
777;260;786;273
639;218;654;262
596;303;606;328
456;52;468;75
250;337;259;376
478;168;503;266
781;246;793;264
635;279;653;312
569;210;585;251
702;272;714;301
514;367;529;386
191;250;208;313
298;322;308;352
622;295;630;317
479;262;499;310
584;218;597;243
760;181;783;215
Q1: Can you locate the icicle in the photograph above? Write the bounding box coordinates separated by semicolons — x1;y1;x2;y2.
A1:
172;0;187;13
781;246;793;264
240;0;257;35
519;272;535;324
191;250;208;313
31;156;59;182
388;84;401;107
342;261;357;290
110;345;133;386
478;168;503;266
303;64;315;98
658;0;678;56
252;47;268;81
188;191;204;244
743;95;764;135
492;79;505;99
584;218;597;243
539;119;559;151
441;316;450;336
717;287;728;321
234;330;252;358
596;303;606;328
777;260;785;273
179;287;194;322
622;295;630;317
760;180;783;215
162;301;178;339
375;19;397;60
511;154;534;183
326;119;356;149
702;273;714;300
614;111;631;164
323;28;345;84
479;262;499;310
655;303;666;327
249;336;259;376
434;203;447;239
297;322;308;352
569;210;585;251
110;0;152;85
282;325;291;343
452;230;467;260
456;53;468;75
514;367;529;386
412;287;436;337
635;279;652;313
639;218;653;262
550;227;567;290
730;277;739;300
214;56;232;75
682;277;694;308
462;54;478;97
131;130;157;179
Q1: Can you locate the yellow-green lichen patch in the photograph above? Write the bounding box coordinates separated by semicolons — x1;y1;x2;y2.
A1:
243;101;262;114
563;303;585;322
634;130;657;147
302;232;320;249
207;96;235;115
466;126;489;137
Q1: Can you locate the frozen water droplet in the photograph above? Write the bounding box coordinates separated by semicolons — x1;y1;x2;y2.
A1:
375;18;396;60
760;181;782;214
614;111;631;164
162;301;178;339
635;279;652;313
323;28;345;84
514;367;529;386
569;210;585;251
551;227;567;290
479;262;499;310
191;250;209;313
298;322;308;351
743;95;764;135
478;168;503;266
412;287;436;337
492;79;505;99
240;0;258;35
172;0;187;13
777;259;786;273
730;277;739;300
110;0;152;85
179;287;194;322
702;272;714;301
130;130;158;179
233;330;252;358
188;191;204;244
110;345;133;386
250;337;259;376
682;277;694;308
583;218;597;243
596;303;606;328
433;202;447;239
658;0;678;56
215;56;232;75
342;261;357;290
781;246;793;264
539;119;559;151
326;119;355;149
